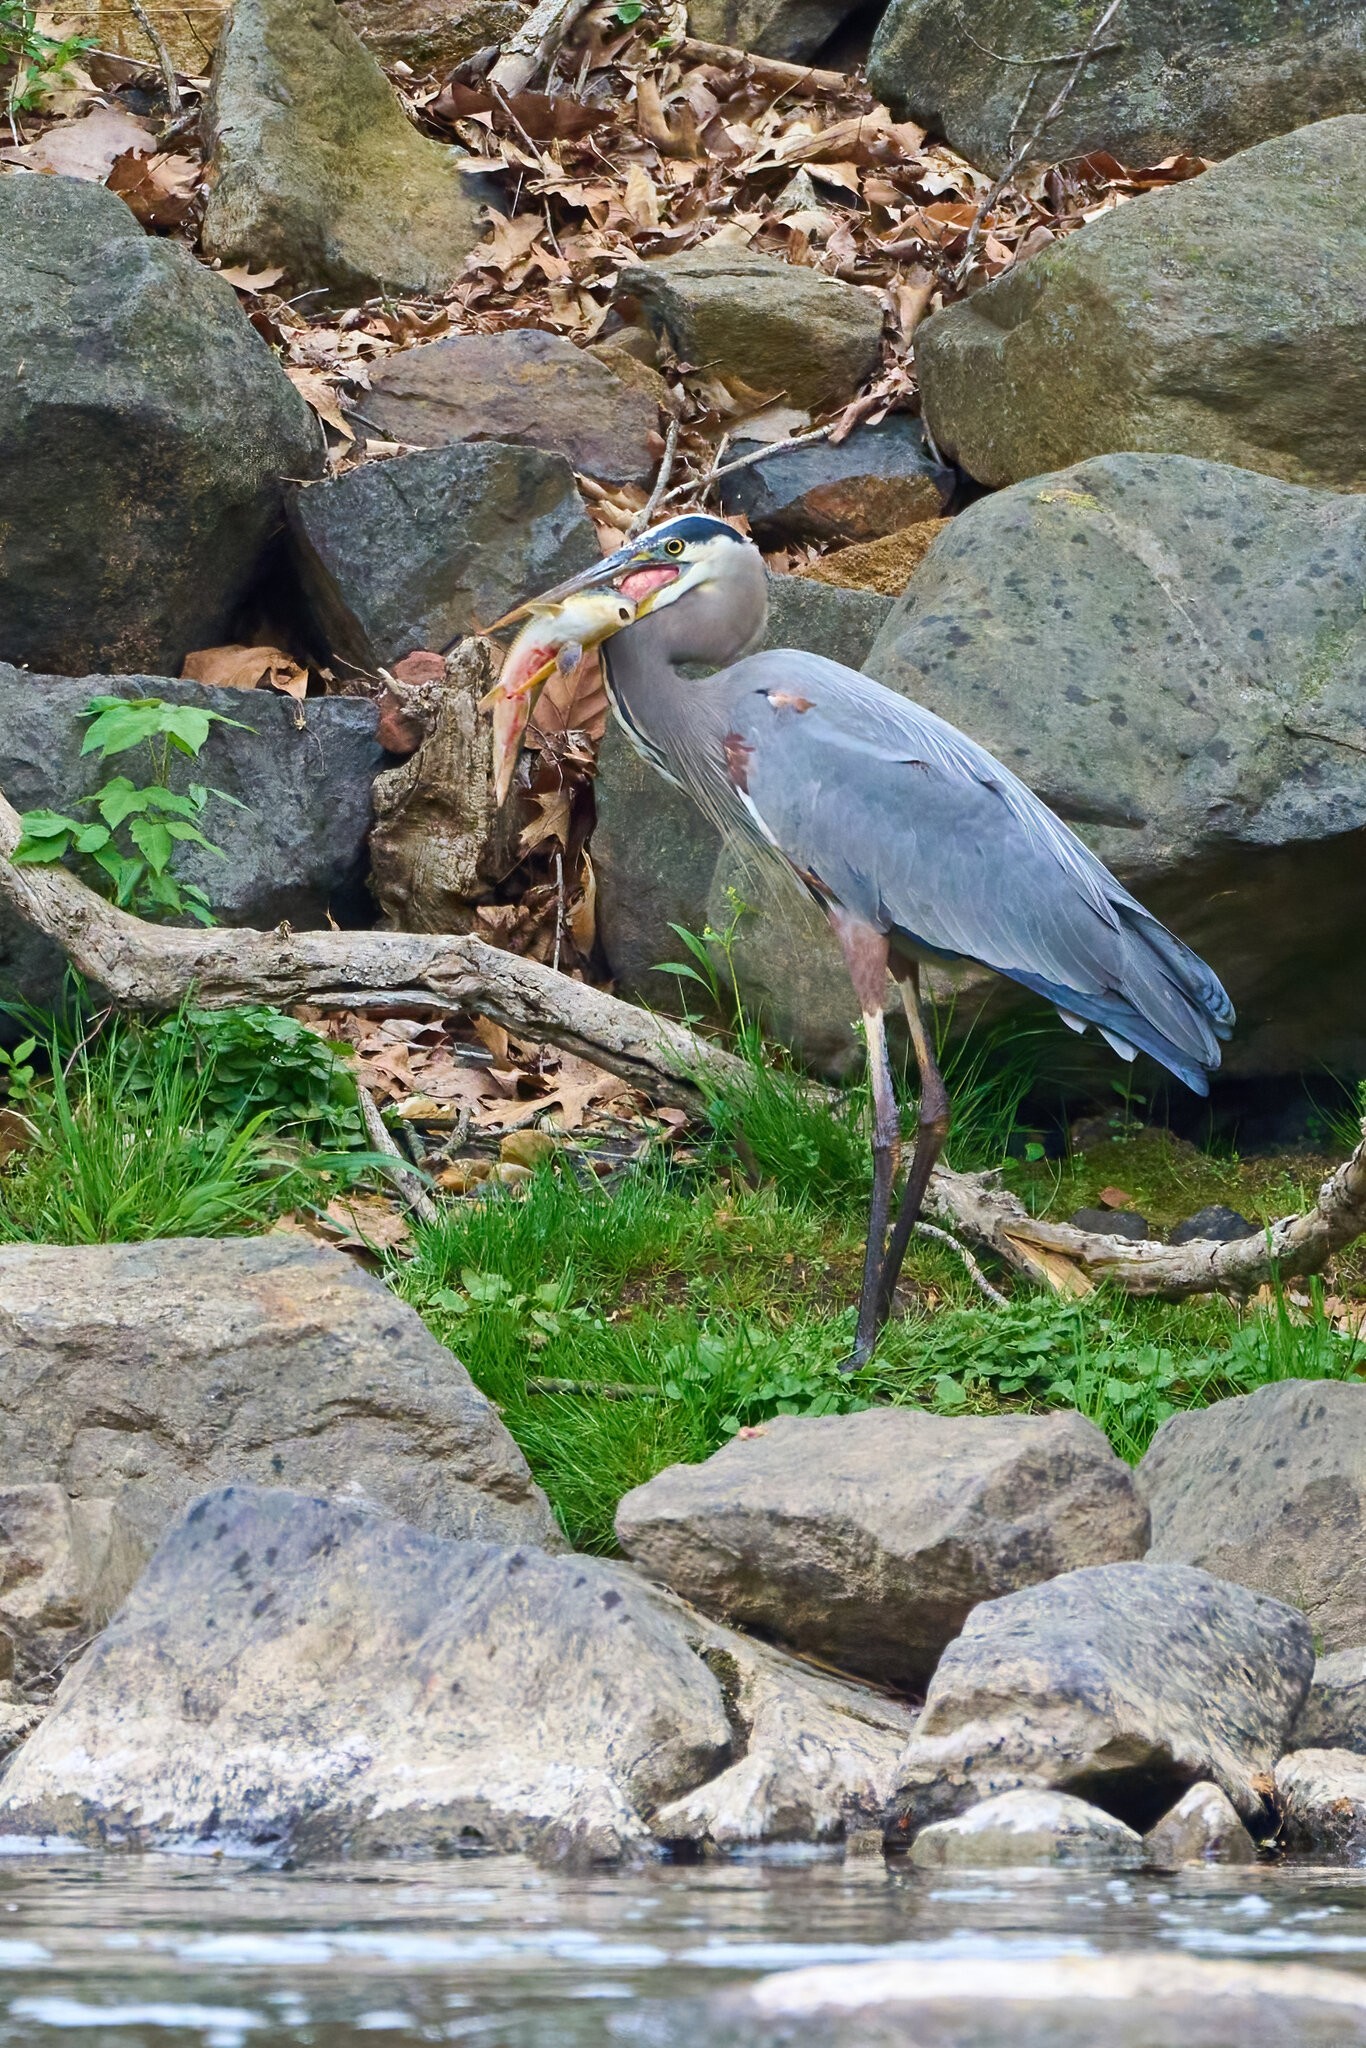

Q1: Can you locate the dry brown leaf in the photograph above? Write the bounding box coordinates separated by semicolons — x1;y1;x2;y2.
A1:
217;263;287;291
529;647;609;746
1098;1186;1135;1209
285;367;354;439
106;148;200;229
181;644;308;697
19;104;152;179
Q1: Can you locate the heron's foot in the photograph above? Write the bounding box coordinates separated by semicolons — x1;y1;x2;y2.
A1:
837;1339;875;1377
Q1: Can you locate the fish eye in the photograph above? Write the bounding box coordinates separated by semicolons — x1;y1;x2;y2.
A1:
664;537;686;556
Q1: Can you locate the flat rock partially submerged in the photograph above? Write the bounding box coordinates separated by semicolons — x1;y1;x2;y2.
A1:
616;1409;1148;1691
1275;1749;1366;1861
0;1488;912;1862
909;1788;1142;1869
888;1561;1312;1839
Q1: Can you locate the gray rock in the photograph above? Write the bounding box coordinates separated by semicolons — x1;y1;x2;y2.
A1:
910;1788;1143;1869
640;1579;915;1848
730;1953;1366;2047
1275;1748;1366;1861
686;0;860;64
862;452;1366;1078
1168;1205;1258;1245
593;574;893;1063
868;0;1366;176
1294;1647;1366;1752
202;0;487;301
0;1237;558;1684
338;0;525;72
0;1487;730;1862
617;247;884;415
916;120;1366;494
0;672;381;1014
1067;1209;1151;1241
887;1561;1313;1839
1140;1381;1366;1652
288;442;599;673
356;328;661;485
0;177;323;679
718;418;954;547
616;1409;1149;1692
1144;1781;1257;1867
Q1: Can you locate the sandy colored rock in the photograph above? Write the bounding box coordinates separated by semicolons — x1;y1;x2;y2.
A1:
1143;1781;1257;1867
339;0;525;72
202;0;488;300
1140;1381;1366;1652
868;0;1366;175
0;1235;558;1632
0;1488;730;1863
359;329;660;484
799;522;950;596
617;246;883;415
0;176;322;678
888;1561;1312;1839
616;1409;1148;1691
916;119;1366;494
910;1788;1143;1869
1275;1749;1366;1861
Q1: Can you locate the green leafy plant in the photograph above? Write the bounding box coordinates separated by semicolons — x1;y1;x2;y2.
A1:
144;1006;364;1148
13;697;247;924
1;0;94;118
612;0;646;21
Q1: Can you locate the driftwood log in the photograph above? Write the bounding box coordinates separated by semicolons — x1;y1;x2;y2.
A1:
2;782;1364;1301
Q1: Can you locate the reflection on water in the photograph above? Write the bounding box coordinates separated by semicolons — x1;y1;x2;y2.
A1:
0;1851;1361;2043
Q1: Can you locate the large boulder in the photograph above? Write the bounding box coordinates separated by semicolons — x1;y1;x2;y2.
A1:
201;0;488;301
1139;1382;1366;1652
0;177;323;678
887;1561;1313;1838
0;1237;557;1684
867;0;1366;175
617;247;884;415
1143;1781;1257;1867
916;120;1366;494
731;1954;1366;2048
616;1409;1149;1691
356;329;661;485
288;443;599;674
0;1486;911;1859
593;574;893;1066
862;453;1366;1078
1295;1647;1366;1752
717;417;954;547
0;672;381;1014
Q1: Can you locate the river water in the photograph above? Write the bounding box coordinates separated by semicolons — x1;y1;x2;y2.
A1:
0;1850;1364;2045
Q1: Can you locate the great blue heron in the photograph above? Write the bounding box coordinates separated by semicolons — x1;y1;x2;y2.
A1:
489;513;1234;1368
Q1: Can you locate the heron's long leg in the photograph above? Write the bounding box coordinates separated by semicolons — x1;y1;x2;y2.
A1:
878;962;952;1321
828;911;897;1373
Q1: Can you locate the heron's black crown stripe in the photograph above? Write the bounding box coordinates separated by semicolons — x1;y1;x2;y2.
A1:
650;514;746;545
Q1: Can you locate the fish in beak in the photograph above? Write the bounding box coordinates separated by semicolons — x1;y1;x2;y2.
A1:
484;540;687;806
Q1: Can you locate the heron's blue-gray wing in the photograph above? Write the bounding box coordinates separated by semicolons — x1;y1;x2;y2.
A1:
713;652;1233;1092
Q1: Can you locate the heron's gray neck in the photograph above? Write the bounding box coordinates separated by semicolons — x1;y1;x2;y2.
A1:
601;565;767;762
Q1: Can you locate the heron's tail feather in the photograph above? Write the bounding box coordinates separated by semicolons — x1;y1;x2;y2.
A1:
1011;906;1234;1098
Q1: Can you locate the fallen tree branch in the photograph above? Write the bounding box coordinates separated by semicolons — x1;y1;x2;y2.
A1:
2;783;1364;1301
357;1085;440;1225
488;0;591;95
677;37;852;96
127;0;182;118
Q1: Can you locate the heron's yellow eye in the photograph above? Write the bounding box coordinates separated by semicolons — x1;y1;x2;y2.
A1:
664;537;685;556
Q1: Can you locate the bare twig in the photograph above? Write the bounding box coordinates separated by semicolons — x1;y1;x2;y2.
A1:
955;17;1123;67
677;37;852;96
912;1222;1009;1307
488;0;591;95
527;1377;663;1399
127;0;182;116
658;426;831;511
958;0;1123;276
628;413;681;536
358;1085;441;1225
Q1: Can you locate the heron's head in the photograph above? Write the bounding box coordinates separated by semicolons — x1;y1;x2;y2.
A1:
488;515;760;803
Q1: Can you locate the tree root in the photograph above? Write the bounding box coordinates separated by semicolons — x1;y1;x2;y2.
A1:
2;783;1364;1301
